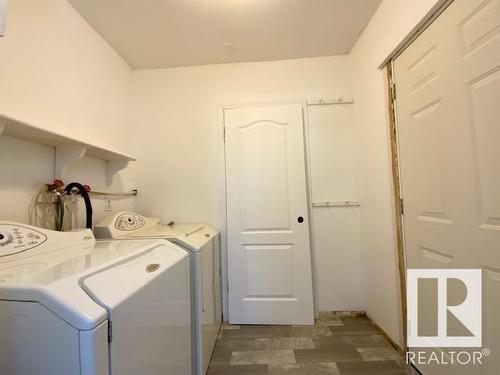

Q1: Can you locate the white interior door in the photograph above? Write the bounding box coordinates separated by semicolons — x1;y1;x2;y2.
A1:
394;0;500;374
224;103;314;325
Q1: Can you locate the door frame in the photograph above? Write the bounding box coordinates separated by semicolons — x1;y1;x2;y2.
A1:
386;62;408;350
384;0;457;351
217;100;317;321
378;0;454;68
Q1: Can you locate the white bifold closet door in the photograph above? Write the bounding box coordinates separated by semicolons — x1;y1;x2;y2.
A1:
394;0;500;374
224;103;314;325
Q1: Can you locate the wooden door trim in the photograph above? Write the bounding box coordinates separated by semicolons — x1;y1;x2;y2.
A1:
386;1;458;352
386;62;408;350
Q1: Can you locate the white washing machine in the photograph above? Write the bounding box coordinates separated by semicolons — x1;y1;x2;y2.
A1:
94;212;222;375
0;222;192;375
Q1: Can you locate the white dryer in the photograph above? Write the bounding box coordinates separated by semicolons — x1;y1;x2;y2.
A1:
94;212;222;375
0;222;192;375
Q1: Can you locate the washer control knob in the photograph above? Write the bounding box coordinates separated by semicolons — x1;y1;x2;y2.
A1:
0;232;13;246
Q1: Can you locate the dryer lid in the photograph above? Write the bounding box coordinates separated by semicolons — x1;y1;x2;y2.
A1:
82;240;192;375
82;242;189;310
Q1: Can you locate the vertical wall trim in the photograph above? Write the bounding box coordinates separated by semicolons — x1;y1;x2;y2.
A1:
386;63;408;349
218;106;229;320
302;102;320;318
0;0;7;37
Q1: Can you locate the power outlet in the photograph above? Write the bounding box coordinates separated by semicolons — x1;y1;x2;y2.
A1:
105;199;112;212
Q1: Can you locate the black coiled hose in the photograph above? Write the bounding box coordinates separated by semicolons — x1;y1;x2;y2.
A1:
64;182;93;229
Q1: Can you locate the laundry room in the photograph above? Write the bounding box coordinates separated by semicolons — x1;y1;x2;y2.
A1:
0;1;498;375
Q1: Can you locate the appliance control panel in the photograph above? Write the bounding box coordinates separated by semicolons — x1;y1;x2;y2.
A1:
0;224;48;257
115;213;146;231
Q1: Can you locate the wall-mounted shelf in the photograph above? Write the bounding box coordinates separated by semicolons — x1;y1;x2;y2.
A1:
312;200;360;208
0;114;137;185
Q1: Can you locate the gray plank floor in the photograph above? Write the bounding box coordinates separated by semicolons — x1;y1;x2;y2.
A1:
208;314;419;374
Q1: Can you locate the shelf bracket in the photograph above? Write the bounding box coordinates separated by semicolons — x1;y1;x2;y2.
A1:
107;159;130;186
55;145;86;180
0;119;7;135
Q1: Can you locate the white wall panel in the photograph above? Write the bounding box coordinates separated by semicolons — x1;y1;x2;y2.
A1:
307;104;363;311
349;0;442;346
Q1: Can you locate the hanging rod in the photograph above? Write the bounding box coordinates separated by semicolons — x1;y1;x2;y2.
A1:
66;188;138;197
88;189;138;197
312;200;360;208
37;189;138;203
306;98;354;106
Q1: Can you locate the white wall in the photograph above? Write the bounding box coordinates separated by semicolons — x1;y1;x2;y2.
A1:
307;104;362;311
348;0;441;345
0;136;53;223
0;0;135;226
132;56;363;314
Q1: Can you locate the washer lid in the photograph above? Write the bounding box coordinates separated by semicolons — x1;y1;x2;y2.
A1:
0;222;94;260
94;212;161;239
94;212;218;251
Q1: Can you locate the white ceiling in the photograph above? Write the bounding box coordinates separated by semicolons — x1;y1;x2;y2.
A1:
68;0;382;69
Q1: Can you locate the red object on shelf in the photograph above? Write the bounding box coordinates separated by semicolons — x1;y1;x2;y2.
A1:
47;179;65;190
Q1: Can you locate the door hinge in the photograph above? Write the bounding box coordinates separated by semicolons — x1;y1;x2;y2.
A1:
400;198;404;216
391;83;397;101
108;321;113;342
223;127;226;142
